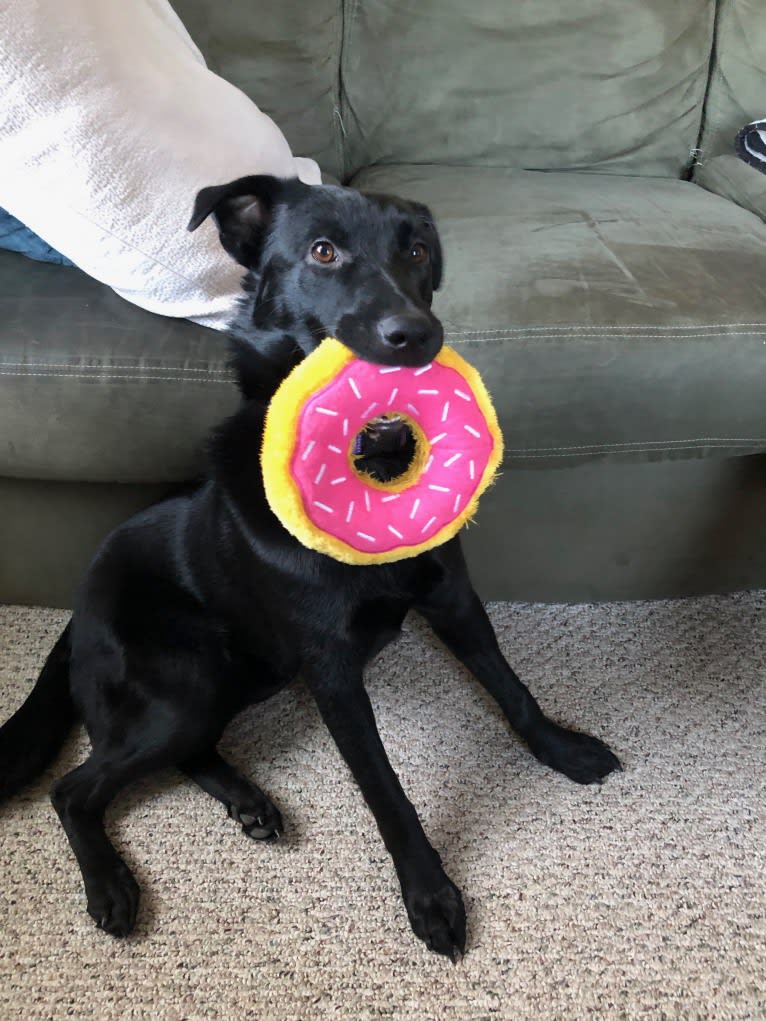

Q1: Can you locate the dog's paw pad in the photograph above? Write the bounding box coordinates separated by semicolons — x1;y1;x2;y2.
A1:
405;876;467;962
229;799;283;840
533;724;622;785
85;864;140;938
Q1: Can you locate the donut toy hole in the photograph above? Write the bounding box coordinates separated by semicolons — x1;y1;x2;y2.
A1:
352;414;418;484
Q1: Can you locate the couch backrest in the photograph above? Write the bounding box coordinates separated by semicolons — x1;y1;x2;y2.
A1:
697;0;766;160
173;0;717;182
340;0;715;180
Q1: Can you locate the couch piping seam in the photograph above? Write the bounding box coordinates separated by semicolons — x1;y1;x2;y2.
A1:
510;438;766;454
0;362;232;374
446;331;766;343
446;324;766;335
0;370;233;383
509;444;765;459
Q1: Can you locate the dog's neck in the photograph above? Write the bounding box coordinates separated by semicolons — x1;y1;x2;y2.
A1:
228;333;305;402
226;269;318;402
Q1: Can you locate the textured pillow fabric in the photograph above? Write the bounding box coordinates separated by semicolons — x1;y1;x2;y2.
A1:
0;0;321;330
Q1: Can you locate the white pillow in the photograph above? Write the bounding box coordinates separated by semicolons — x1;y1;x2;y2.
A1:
0;0;322;330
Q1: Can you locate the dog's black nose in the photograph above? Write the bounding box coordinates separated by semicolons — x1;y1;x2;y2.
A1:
378;313;436;351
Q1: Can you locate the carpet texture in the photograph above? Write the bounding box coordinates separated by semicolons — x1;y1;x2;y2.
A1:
0;596;764;1021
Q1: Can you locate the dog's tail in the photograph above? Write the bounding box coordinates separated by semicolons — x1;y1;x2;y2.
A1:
0;622;76;802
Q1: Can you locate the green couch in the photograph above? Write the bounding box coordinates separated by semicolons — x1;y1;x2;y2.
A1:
3;0;766;608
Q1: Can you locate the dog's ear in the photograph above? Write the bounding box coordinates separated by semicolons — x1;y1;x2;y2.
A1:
187;175;283;267
409;202;443;292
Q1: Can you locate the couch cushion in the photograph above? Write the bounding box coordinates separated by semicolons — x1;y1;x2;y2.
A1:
351;165;766;467
0;252;238;483
696;154;766;224
4;167;766;484
172;0;344;180
341;0;714;180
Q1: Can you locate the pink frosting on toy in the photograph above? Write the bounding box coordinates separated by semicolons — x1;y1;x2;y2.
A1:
290;357;495;554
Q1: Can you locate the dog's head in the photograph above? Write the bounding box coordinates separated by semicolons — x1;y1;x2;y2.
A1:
188;176;444;382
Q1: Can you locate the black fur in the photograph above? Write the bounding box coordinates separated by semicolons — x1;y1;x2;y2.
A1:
0;177;620;959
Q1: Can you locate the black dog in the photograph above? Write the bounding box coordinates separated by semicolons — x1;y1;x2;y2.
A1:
0;176;620;960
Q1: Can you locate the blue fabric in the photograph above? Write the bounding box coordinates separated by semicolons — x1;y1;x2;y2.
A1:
0;208;74;266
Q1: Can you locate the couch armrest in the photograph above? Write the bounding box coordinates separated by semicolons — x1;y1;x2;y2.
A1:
695;155;766;223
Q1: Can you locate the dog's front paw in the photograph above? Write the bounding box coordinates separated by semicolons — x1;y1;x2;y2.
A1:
228;796;283;841
84;861;140;938
531;722;622;785
402;873;466;961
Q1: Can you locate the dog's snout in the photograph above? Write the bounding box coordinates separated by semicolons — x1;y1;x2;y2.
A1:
378;314;436;351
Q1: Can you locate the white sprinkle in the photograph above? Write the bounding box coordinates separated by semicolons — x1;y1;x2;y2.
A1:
469;459;475;480
428;484;450;493
387;387;399;406
328;444;343;454
429;432;447;445
407;403;420;417
418;388;439;395
453;493;462;513
346;501;355;523
342;418;349;437
314;501;334;513
364;491;371;512
414;364;432;376
464;424;481;438
424;455;434;473
300;440;316;461
314;463;327;484
381;494;401;503
362;402;379;420
409;498;421;519
348;377;362;399
388;525;404;539
315;407;338;417
454;388;471;401
421;515;437;533
379;366;401;374
441;400;450;423
357;531;376;542
444;453;462;468
330;476;347;486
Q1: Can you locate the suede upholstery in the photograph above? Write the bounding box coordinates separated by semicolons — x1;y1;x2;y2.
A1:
340;0;716;179
2;0;765;606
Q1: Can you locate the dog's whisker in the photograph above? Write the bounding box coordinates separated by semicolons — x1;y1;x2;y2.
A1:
251;297;280;317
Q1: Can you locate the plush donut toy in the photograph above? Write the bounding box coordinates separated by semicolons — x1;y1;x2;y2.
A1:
261;338;503;565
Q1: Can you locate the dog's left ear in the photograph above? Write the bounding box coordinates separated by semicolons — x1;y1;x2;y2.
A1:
187;175;284;267
410;201;443;292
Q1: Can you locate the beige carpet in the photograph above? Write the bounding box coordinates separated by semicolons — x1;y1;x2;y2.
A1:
0;595;764;1021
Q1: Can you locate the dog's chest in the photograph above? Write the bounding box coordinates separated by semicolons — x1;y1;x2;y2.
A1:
349;595;411;662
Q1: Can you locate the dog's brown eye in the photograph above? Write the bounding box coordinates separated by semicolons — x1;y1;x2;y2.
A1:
409;243;429;264
311;240;337;264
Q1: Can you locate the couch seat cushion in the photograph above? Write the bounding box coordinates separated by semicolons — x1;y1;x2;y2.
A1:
0;252;237;483
352;165;766;467
4;166;766;484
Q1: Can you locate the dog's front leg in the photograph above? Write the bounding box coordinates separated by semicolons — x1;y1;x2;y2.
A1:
417;549;621;785
303;651;466;961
